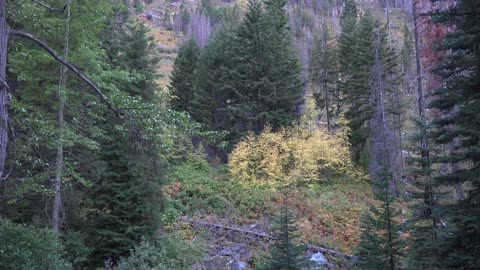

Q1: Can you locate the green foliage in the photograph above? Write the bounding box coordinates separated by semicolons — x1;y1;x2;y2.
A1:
169;39;201;113
224;0;301;138
88;134;164;265
0;218;71;270
114;232;205;270
310;21;340;128
175;0;301;144
354;166;405;270
427;0;480;268
262;200;309;270
62;231;91;269
166;154;274;219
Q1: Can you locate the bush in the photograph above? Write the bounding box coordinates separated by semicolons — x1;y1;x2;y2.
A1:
228;124;363;187
164;154;275;219
0;218;71;270
114;232;205;270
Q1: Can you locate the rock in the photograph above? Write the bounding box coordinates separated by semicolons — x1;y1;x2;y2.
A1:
219;243;248;256
310;252;328;265
231;261;247;270
200;243;251;270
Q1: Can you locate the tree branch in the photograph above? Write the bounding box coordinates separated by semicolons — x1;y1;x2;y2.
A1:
9;30;146;143
32;0;66;12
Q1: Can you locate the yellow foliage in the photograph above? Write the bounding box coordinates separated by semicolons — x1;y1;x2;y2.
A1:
228;121;362;186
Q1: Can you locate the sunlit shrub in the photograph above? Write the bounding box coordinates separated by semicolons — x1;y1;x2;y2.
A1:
228;120;362;187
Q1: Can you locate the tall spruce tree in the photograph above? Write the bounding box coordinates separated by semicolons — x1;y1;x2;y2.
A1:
428;0;480;268
89;19;163;266
338;6;377;165
310;22;339;130
192;28;234;130
356;28;405;269
224;0;301;139
168;39;200;113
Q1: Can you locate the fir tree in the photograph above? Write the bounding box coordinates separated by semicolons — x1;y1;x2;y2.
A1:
355;165;404;270
192;28;234;129
89;16;164;267
428;0;480;268
264;199;308;270
338;7;376;165
224;0;301;139
168;39;201;113
310;22;339;130
89;136;163;265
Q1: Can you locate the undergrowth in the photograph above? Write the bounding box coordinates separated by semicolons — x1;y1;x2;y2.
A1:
163;154;373;253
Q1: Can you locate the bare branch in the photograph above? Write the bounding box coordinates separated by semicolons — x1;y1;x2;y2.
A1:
32;0;66;12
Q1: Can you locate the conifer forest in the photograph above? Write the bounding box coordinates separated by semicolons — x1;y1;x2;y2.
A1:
1;0;479;269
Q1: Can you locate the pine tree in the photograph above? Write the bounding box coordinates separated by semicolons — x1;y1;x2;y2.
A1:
168;39;200;113
224;0;301;139
355;166;404;270
119;23;159;100
89;135;163;265
264;199;308;270
428;0;480;268
338;6;376;165
192;28;234;129
310;22;339;130
89;16;164;267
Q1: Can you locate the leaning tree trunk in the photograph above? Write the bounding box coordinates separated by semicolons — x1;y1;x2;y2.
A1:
0;0;9;180
52;0;71;232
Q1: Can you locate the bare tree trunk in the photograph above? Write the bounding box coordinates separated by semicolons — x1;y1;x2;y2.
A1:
0;0;9;180
322;30;331;131
52;0;71;232
385;0;392;48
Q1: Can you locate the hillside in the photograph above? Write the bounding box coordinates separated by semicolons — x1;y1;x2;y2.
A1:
2;0;479;269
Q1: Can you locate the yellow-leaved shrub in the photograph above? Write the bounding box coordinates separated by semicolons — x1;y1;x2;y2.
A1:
228;119;361;186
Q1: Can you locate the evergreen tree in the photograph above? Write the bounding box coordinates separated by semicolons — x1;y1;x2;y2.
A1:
89;16;164;266
264;199;308;270
338;6;377;165
355;166;404;270
310;22;339;130
224;0;301;139
118;23;159;100
89;135;163;265
168;39;200;113
428;0;480;268
192;28;234;129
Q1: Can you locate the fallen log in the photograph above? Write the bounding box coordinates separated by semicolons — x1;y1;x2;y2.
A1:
179;217;354;260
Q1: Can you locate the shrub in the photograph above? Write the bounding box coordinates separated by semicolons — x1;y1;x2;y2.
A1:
114;232;205;270
228;123;362;187
0;218;71;270
164;154;275;219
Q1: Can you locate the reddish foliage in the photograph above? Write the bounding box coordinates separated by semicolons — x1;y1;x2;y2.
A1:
414;0;456;94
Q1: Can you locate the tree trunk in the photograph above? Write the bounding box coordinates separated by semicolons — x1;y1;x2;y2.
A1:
322;29;331;131
413;1;436;236
0;0;9;180
52;0;71;232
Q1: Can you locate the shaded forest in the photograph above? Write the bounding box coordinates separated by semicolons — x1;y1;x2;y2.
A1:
0;0;479;269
